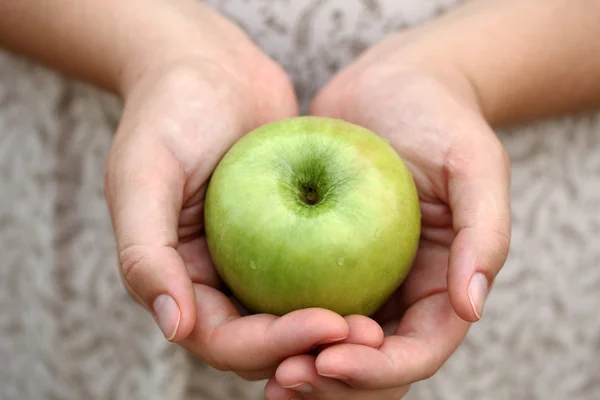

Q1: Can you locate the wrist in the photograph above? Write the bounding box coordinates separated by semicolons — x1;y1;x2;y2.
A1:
119;3;297;131
383;36;485;120
116;2;257;98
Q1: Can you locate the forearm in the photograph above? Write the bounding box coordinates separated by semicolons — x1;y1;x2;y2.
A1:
0;0;231;95
396;0;600;125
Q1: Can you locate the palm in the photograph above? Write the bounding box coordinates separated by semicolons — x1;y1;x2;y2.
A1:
119;59;382;384
343;78;474;331
109;56;363;381
132;60;300;289
284;63;511;397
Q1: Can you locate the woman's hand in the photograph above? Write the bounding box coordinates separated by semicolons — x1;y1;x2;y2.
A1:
104;3;354;382
265;31;511;399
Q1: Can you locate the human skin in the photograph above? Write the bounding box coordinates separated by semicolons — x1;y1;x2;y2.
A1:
0;0;384;381
263;0;600;399
2;0;600;398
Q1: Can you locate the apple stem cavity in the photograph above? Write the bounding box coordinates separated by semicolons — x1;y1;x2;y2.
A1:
276;142;354;212
302;183;320;206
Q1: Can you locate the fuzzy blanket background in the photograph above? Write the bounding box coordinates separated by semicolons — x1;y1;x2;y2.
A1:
1;1;599;399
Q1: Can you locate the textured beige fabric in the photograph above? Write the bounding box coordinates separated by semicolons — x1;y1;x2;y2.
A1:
1;1;599;399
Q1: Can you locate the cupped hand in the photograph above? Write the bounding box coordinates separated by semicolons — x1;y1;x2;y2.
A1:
265;34;511;400
104;6;353;381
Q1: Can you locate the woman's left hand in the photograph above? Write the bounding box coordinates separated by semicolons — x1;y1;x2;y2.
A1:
264;31;511;400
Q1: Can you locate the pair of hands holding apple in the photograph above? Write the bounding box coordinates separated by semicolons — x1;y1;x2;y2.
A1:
104;8;510;400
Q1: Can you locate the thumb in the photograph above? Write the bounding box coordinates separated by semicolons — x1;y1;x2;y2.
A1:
447;133;511;322
105;135;196;342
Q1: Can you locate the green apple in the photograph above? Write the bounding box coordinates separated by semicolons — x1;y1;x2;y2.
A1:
204;116;421;316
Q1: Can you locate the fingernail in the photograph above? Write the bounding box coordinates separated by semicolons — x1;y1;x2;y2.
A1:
282;382;313;393
153;294;180;340
468;272;489;320
318;336;347;345
318;373;350;381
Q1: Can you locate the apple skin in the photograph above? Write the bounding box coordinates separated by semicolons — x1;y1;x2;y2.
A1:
204;116;421;316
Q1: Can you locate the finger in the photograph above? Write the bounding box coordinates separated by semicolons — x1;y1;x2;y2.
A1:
315;292;469;389
177;238;220;288
275;354;411;399
178;186;206;240
419;201;453;228
420;226;455;247
276;355;351;398
372;241;449;326
106;137;195;342
313;315;384;356
339;315;384;348
264;376;297;400
446;133;511;321
181;284;349;372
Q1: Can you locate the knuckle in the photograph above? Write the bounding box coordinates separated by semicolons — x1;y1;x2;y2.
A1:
490;227;511;268
418;338;445;381
118;244;147;284
206;354;230;373
203;329;232;372
495;225;512;248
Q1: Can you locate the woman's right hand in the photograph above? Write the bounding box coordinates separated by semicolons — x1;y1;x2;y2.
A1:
104;2;373;381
